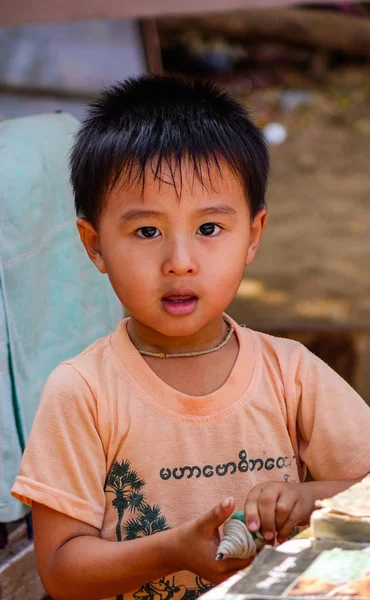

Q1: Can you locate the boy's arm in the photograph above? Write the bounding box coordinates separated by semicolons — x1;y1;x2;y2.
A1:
33;498;252;600
33;502;178;600
247;340;370;544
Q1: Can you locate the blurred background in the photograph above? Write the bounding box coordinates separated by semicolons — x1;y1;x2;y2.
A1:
1;1;370;399
0;5;369;405
1;3;370;597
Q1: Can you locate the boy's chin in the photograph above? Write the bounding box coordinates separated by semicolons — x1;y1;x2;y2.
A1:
139;315;227;340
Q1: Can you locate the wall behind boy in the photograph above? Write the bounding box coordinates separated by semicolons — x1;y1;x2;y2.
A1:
229;100;370;405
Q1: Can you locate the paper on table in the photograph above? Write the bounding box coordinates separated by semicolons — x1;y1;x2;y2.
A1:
316;475;370;518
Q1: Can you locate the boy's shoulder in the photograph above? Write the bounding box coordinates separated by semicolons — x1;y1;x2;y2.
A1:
64;329;114;370
248;327;302;349
241;325;350;393
46;322;123;393
238;323;321;382
239;323;308;362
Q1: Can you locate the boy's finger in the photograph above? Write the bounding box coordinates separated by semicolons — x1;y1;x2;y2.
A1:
276;500;301;543
258;487;280;542
275;495;297;532
244;486;262;533
198;497;235;534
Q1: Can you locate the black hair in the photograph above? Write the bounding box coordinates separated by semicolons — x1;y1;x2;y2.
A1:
70;74;269;226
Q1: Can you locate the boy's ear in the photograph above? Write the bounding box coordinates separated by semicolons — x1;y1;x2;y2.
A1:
246;208;268;266
76;218;107;274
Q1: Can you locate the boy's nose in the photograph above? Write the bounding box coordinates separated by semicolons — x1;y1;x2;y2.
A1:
161;240;198;276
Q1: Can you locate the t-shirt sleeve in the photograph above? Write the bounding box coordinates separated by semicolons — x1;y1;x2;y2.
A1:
287;343;370;481
11;363;106;528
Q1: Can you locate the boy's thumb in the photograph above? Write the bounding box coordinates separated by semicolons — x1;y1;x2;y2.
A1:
198;497;235;534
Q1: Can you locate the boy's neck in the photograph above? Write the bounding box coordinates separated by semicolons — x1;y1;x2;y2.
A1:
126;316;230;356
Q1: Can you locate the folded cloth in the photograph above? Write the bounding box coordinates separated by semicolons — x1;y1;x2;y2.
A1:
0;283;27;522
0;113;121;522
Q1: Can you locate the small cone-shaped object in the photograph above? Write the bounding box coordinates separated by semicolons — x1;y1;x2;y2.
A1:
216;511;265;560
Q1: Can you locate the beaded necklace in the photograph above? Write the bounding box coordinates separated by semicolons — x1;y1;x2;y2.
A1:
138;318;234;359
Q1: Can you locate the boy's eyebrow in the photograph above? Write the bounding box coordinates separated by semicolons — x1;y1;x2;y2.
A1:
119;205;236;223
196;206;237;217
119;209;165;223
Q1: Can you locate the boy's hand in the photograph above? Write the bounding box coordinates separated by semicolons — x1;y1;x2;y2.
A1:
244;482;315;544
244;479;364;545
174;497;253;585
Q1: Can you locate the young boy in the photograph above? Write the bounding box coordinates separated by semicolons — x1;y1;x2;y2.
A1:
12;75;370;600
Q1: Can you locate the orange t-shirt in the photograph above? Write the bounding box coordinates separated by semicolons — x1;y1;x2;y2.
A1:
12;315;370;600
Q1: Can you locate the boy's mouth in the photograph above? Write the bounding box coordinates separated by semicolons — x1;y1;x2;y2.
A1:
161;292;198;316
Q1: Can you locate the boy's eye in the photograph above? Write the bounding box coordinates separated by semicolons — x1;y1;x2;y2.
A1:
197;222;221;236
136;227;160;239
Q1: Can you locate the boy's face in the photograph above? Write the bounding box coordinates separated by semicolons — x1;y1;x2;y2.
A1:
78;160;266;340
